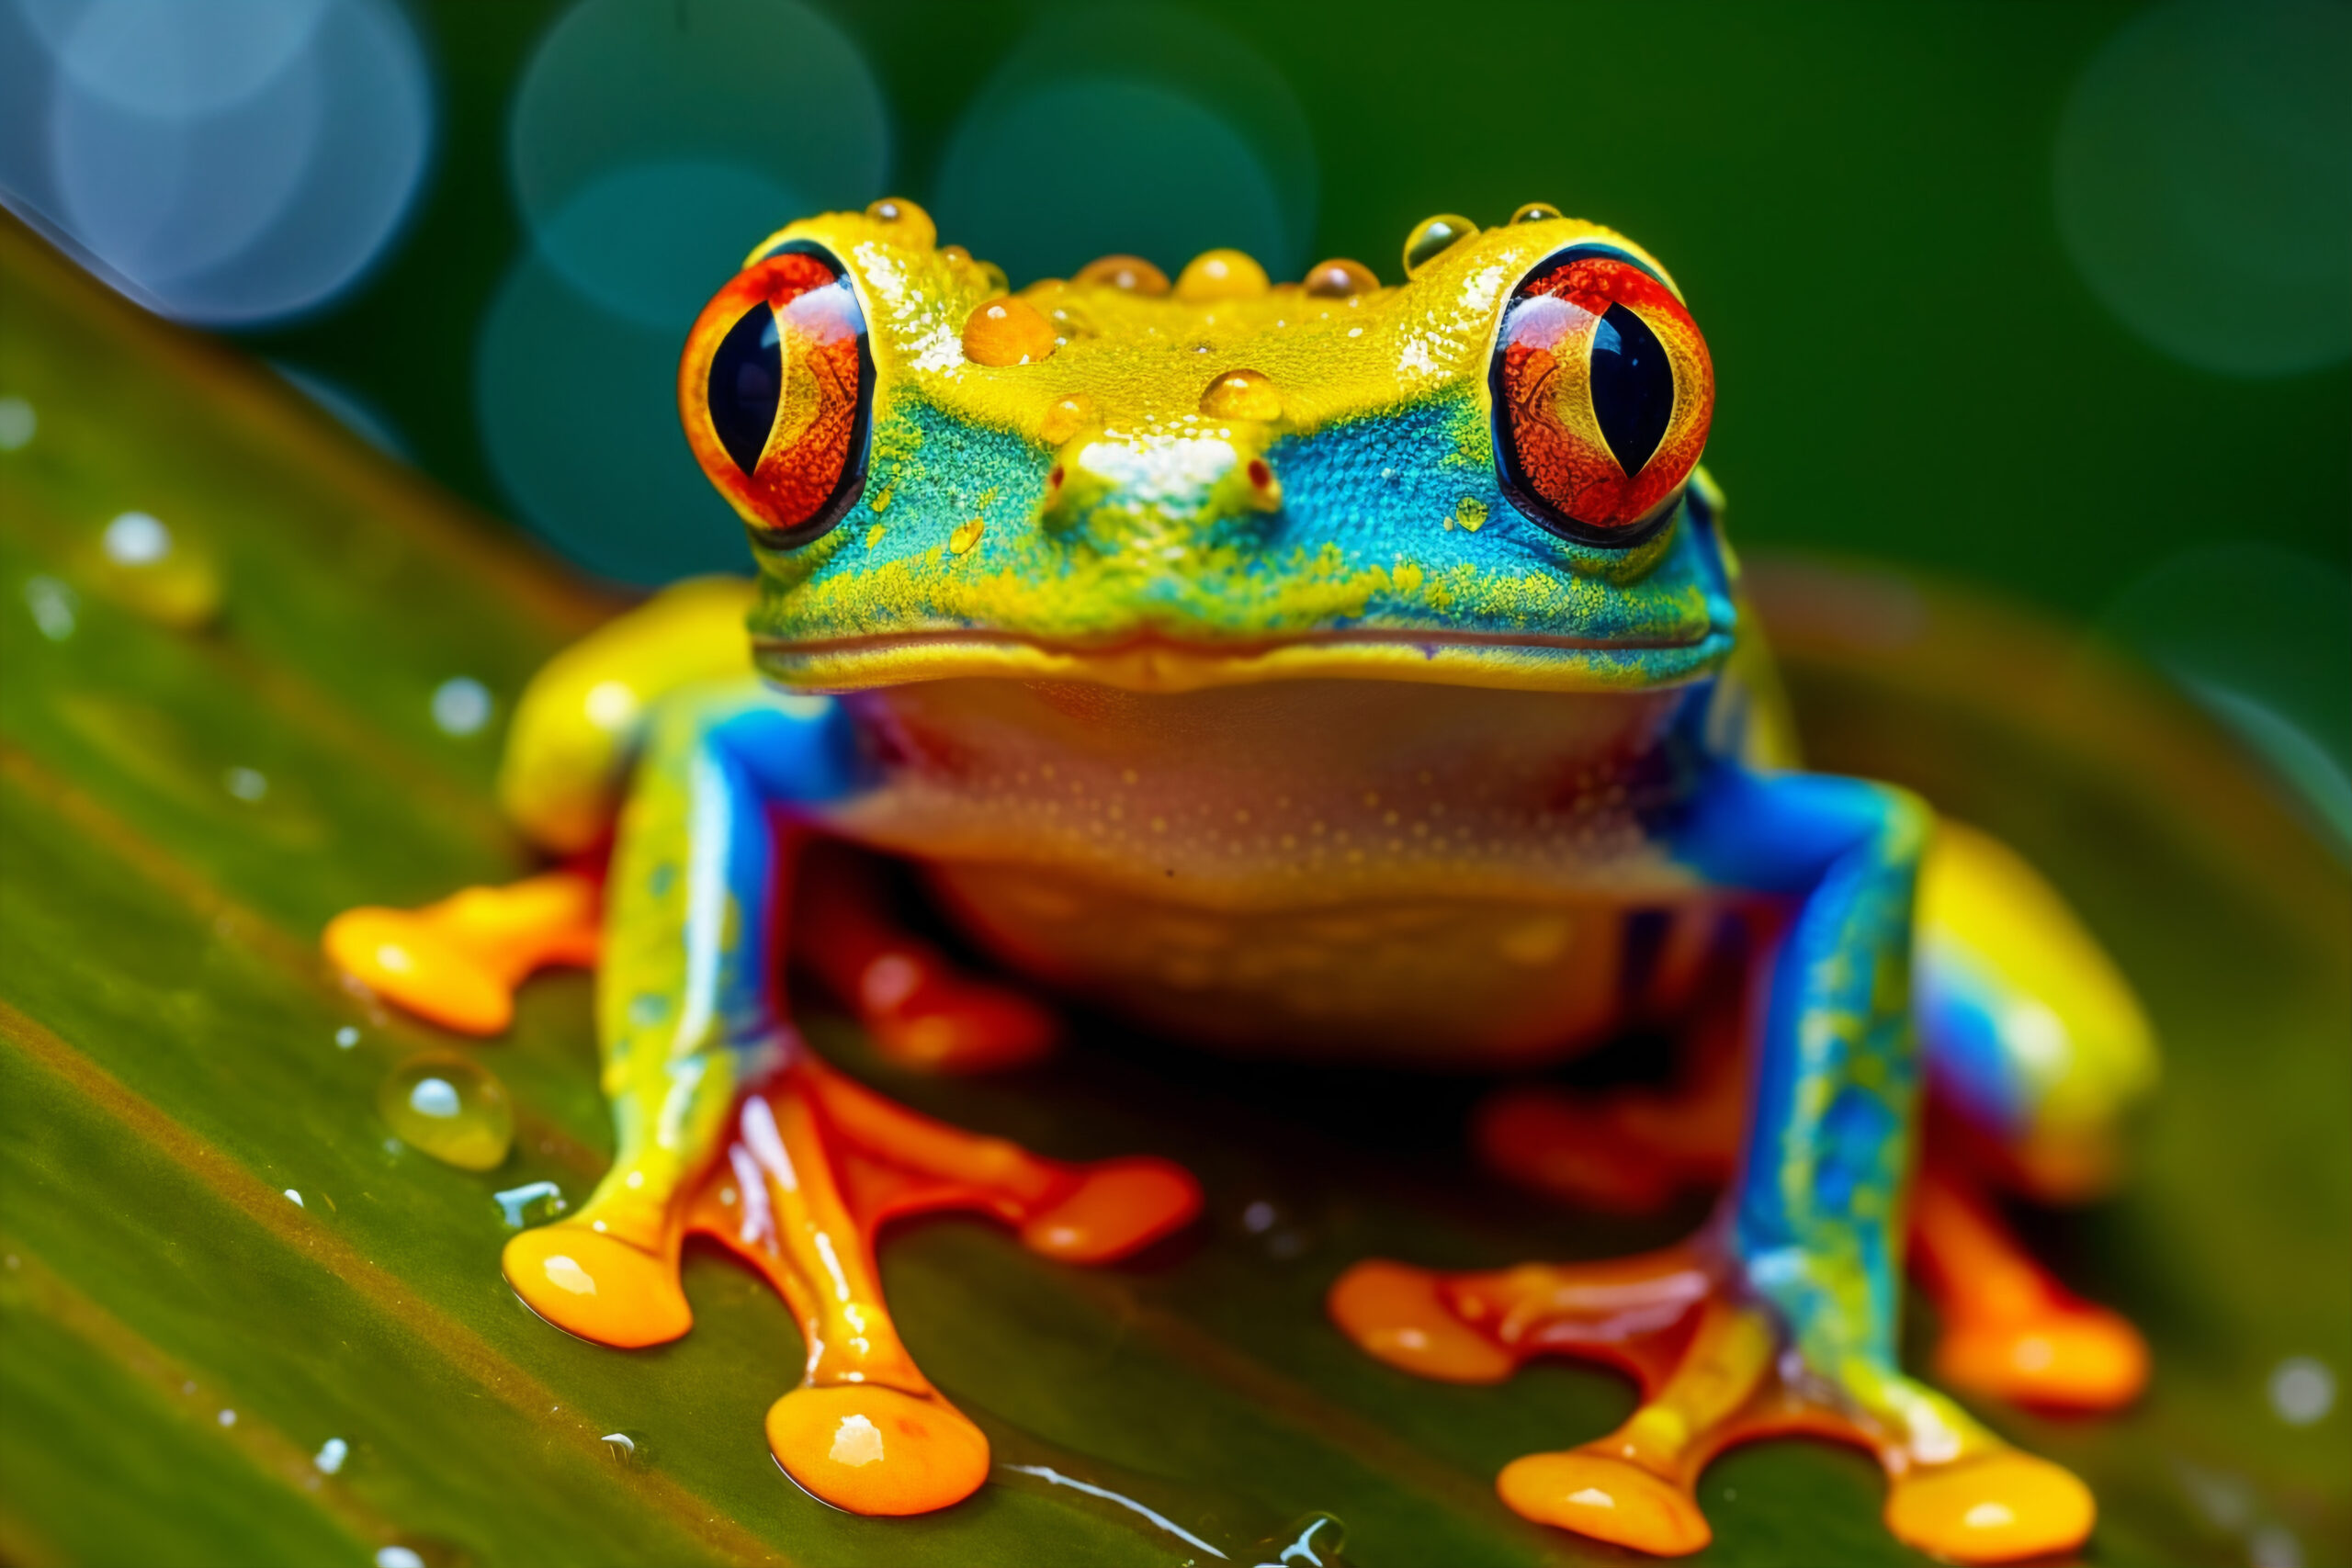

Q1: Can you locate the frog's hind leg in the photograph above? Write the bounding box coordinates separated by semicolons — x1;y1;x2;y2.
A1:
678;1056;1198;1513
1912;819;2156;1412
793;842;1058;1073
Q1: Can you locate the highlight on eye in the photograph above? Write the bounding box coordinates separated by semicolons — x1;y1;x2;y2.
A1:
679;242;874;547
1488;243;1714;547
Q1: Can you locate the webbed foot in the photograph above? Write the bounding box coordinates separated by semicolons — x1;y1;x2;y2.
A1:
1329;1247;2094;1562
507;1054;1198;1516
325;870;599;1034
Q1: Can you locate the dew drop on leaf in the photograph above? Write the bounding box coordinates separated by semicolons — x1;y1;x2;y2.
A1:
378;1055;514;1171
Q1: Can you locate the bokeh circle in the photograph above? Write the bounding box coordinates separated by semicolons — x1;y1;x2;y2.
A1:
2054;0;2351;377
931;4;1317;287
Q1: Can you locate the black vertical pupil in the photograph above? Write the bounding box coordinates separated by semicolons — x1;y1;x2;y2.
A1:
1590;302;1674;478
708;303;782;477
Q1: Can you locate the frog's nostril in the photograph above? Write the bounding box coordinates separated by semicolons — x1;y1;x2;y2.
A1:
1247;458;1272;490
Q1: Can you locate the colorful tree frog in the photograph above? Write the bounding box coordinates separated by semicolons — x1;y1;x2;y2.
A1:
329;198;2158;1562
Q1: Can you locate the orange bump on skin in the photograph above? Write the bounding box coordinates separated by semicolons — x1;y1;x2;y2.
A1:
1199;367;1282;422
961;299;1058;367
1326;1260;1514;1383
863;196;935;249
766;1384;989;1516
1303;257;1379;298
502;1226;691;1348
1175;248;1269;301
1883;1450;2095;1564
1039;393;1095;446
1017;1157;1200;1263
1497;1450;1712;1556
1073;254;1170;295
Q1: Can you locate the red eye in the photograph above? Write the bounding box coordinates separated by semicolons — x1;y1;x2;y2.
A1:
1489;244;1713;547
679;242;873;547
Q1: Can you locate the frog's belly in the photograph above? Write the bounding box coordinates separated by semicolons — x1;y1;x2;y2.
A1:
926;863;1733;1066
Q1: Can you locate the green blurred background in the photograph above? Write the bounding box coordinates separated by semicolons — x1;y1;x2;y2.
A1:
9;0;2342;841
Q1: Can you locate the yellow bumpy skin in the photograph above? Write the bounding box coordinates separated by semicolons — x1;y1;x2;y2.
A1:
322;197;2159;1562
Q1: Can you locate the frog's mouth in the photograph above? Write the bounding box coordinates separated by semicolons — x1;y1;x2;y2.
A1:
754;624;1733;694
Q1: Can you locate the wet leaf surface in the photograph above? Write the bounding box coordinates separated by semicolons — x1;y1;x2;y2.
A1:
2;220;2346;1567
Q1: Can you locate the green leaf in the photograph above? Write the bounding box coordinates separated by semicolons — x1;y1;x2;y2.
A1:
3;218;2346;1567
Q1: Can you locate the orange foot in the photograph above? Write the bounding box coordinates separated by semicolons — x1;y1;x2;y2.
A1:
796;848;1057;1074
1913;1163;2148;1413
1329;1247;2094;1563
503;1056;1198;1516
325;870;600;1034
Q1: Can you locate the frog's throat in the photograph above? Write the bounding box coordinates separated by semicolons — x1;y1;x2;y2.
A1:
752;625;1735;695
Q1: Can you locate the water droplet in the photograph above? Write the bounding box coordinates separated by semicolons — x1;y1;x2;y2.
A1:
1199;367;1281;421
284;1189;303;1208
223;766;269;802
379;1055;514;1171
1250;1511;1347;1566
962;298;1058;366
1073;254;1170;295
600;1429;649;1465
1302;257;1377;298
493;1179;569;1229
314;1437;348;1474
2269;1355;2336;1426
334;1026;360;1049
1240;1200;1277;1234
24;576;78;640
864;196;936;250
1510;201;1564;225
88;511;223;628
217;1408;237;1427
1176;248;1268;301
2250;1526;2306;1568
0;396;35;450
1402;213;1477;276
430;677;493;737
1039;393;1096;446
375;1549;425;1568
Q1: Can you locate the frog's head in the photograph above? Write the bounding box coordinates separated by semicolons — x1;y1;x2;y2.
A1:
678;198;1736;694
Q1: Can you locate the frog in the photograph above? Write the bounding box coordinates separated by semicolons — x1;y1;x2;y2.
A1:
327;197;2160;1562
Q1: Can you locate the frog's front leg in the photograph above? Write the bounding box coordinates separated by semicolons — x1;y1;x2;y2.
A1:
1332;768;2092;1563
500;678;1198;1514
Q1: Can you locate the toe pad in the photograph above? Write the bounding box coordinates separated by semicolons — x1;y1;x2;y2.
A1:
1498;1450;1711;1555
1885;1450;2095;1564
767;1385;989;1516
503;1227;690;1348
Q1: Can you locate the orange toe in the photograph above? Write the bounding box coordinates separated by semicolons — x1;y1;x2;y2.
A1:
502;1226;690;1348
766;1384;989;1516
1017;1157;1200;1263
1884;1450;2095;1564
872;987;1057;1073
1497;1450;1711;1555
326;907;513;1035
1326;1260;1514;1384
1936;1307;2150;1413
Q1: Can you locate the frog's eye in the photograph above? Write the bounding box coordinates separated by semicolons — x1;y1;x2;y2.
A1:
1488;243;1713;547
679;241;874;548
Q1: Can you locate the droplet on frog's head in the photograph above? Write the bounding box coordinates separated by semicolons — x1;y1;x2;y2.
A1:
430;677;493;737
1510;201;1565;225
962;299;1058;367
1402;213;1479;276
1175;248;1269;302
1199;367;1282;422
1039;394;1096;447
1073;254;1170;296
379;1055;514;1171
1302;257;1379;299
864;196;936;250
